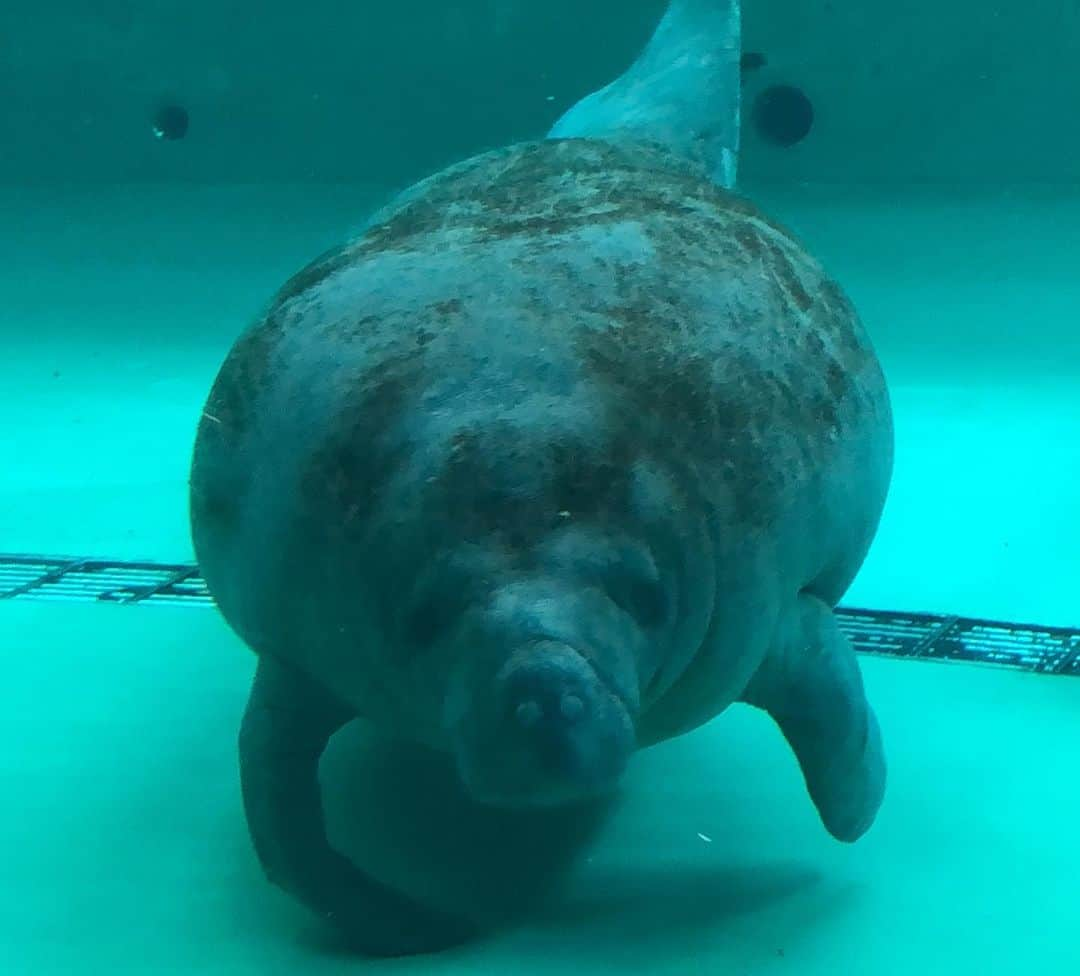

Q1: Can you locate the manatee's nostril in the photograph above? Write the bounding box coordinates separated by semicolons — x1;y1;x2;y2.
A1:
515;699;543;728
513;691;585;729
560;693;585;723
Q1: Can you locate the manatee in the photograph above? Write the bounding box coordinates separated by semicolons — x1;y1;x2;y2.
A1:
188;0;892;957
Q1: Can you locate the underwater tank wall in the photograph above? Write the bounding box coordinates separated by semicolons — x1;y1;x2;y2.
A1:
2;0;1078;186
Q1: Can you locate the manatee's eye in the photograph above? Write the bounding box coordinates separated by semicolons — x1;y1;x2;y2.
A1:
403;573;471;649
626;576;670;627
406;596;444;648
609;569;669;629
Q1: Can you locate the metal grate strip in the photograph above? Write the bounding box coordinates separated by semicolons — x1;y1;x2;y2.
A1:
1;554;1076;675
838;608;1078;675
0;554;213;607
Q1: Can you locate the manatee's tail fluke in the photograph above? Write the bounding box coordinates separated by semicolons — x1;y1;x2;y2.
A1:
547;0;741;188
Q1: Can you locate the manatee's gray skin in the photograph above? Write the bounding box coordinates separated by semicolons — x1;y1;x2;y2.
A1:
188;0;892;959
548;0;741;186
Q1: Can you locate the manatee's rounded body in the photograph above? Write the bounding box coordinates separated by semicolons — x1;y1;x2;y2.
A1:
191;137;891;794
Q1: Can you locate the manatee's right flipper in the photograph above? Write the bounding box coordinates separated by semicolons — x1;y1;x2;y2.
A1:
238;655;476;956
741;594;887;842
547;0;742;187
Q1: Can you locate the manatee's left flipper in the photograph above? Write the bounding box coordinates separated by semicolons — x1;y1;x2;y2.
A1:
239;655;478;956
742;594;886;842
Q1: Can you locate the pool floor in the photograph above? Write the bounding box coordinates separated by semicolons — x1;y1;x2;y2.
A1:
1;182;1078;973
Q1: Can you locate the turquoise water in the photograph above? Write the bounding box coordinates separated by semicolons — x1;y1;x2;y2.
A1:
3;2;1079;973
4;178;1077;976
5;183;1077;625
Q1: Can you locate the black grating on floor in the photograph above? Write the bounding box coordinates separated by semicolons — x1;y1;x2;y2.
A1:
1;554;1077;676
835;609;1079;676
0;554;212;607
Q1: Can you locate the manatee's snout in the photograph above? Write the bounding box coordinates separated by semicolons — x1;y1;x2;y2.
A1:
452;640;636;809
502;655;590;733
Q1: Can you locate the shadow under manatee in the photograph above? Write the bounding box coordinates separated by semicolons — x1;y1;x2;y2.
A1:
318;718;619;932
543;861;822;941
313;716;826;952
